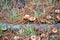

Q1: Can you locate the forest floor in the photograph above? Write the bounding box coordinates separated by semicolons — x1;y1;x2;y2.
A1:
0;0;60;40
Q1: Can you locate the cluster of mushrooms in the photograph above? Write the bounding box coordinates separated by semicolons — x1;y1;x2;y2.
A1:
12;27;58;40
24;14;36;22
0;24;58;40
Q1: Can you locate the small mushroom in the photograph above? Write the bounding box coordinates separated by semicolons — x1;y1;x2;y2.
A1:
2;27;7;31
37;36;41;40
52;28;58;33
29;17;36;21
24;14;30;19
41;33;45;37
30;35;36;40
4;36;8;40
40;19;46;23
46;15;51;19
56;15;60;20
55;10;60;13
14;36;20;40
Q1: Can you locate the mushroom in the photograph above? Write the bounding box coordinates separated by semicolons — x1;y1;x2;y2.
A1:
29;17;36;21
24;14;30;19
55;10;60;13
56;15;60;20
52;28;58;33
40;19;46;23
37;36;41;40
30;35;36;40
2;27;7;31
46;15;51;19
4;36;8;40
14;36;20;40
40;33;45;37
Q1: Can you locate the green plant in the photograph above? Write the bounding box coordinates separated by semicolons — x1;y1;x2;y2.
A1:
10;10;18;19
0;22;2;35
24;24;35;35
34;10;41;16
19;28;25;35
